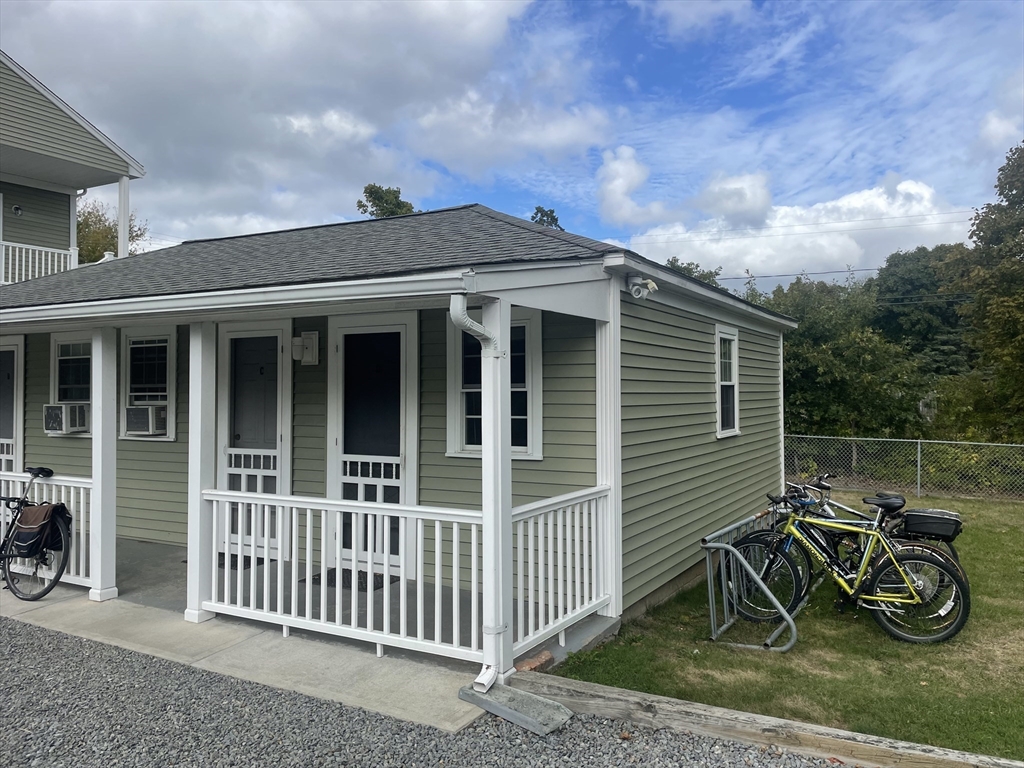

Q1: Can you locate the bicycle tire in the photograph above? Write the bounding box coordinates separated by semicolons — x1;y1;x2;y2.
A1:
2;514;70;600
866;552;970;643
727;534;803;623
884;540;969;594
740;530;814;600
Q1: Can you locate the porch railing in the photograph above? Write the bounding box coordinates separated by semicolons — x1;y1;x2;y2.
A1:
1;242;79;284
201;489;486;662
511;485;611;656
0;471;92;586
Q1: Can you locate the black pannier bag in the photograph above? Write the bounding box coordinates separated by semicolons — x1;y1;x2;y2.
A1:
9;503;69;558
903;508;962;542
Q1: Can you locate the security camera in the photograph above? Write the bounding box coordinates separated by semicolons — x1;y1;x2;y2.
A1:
627;275;658;300
11;205;23;216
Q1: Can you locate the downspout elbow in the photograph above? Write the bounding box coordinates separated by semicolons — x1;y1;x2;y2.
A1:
449;294;498;352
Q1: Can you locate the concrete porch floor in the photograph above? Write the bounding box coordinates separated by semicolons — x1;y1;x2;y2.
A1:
0;538;483;733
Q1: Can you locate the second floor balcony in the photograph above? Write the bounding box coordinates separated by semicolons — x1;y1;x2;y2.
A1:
1;240;78;285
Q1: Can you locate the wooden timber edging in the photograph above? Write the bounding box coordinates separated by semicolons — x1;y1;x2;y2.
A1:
508;672;1024;768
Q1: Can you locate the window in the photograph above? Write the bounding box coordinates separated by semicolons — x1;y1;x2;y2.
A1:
715;325;739;437
121;328;176;439
446;308;543;459
56;341;91;402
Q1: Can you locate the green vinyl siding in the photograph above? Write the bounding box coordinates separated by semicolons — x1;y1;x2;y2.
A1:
23;333;91;475
418;308;597;511
292;316;327;497
0;59;130;175
620;295;782;610
116;327;189;545
0;182;71;249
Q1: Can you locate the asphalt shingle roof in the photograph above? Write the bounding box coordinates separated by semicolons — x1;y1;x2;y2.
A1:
1;204;622;310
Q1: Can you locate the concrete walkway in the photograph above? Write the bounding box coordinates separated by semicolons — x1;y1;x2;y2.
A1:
0;539;482;733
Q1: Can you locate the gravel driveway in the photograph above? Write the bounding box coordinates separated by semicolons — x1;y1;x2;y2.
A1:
1;617;830;767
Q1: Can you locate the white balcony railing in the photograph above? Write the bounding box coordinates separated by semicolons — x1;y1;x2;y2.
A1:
0;471;93;587
1;242;78;284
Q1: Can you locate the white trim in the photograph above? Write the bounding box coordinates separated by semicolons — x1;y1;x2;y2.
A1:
595;280;622;617
217;319;293;497
778;334;786;493
0;50;145;178
0;335;25;474
0;271;469;328
119;324;177;441
446;306;543;460
185;322;217;623
715;324;740;439
0;173;79;195
69;193;77;250
89;327;117;601
326;311;419;507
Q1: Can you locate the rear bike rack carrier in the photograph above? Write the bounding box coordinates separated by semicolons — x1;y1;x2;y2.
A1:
700;509;822;653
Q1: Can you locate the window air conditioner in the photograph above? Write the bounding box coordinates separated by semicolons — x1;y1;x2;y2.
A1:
124;405;168;436
44;403;90;435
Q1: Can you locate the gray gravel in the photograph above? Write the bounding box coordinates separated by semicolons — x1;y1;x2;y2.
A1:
0;617;831;767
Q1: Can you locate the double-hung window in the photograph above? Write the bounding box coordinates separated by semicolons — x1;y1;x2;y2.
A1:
715;325;739;437
447;308;543;459
48;333;92;436
121;327;176;439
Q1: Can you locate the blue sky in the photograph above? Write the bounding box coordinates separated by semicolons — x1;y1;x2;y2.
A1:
1;0;1021;287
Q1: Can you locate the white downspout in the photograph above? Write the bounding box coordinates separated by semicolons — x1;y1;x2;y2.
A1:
449;294;512;692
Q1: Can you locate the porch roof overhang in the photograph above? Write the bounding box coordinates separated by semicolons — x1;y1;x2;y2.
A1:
0;258;616;333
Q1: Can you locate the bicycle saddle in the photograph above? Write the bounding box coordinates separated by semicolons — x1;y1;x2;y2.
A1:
862;493;906;513
25;467;54;478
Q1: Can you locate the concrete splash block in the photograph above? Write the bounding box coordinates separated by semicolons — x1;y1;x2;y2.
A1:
459;683;573;736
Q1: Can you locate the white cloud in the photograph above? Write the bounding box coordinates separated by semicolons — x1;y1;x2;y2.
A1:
630;0;751;38
284;110;377;145
697;172;772;228
627;178;970;288
596;146;668;226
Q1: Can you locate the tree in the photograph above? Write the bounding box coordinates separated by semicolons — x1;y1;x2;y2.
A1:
938;144;1024;440
76;198;149;264
356;184;415;218
530;206;564;230
665;257;723;289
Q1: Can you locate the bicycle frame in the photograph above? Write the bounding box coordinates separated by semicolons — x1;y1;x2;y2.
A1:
779;511;923;605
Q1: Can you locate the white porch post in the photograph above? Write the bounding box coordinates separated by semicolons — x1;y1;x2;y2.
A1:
596;280;623;617
89;327;118;601
117;176;129;259
185;322;217;623
479;299;514;685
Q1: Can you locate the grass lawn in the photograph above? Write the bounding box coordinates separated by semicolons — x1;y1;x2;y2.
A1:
556;494;1024;760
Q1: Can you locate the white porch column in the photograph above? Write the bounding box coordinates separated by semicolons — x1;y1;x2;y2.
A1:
117;176;130;259
89;327;118;601
185;322;217;623
596;280;623;617
479;299;514;685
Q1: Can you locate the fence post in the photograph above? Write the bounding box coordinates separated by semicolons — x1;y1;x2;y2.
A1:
916;440;922;498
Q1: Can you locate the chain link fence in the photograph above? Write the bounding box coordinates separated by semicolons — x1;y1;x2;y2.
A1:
784;435;1024;500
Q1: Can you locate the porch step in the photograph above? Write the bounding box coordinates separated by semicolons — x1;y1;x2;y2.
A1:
458;683;573;736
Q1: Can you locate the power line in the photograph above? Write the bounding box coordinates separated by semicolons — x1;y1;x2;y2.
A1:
626;210;973;242
630;219;971;245
719;268;879;281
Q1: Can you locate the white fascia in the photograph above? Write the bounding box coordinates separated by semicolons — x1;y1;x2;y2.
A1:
0;270;471;331
603;253;798;331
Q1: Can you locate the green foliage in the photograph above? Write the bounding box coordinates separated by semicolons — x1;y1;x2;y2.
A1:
530;206;564;230
939;144;1024;441
665;257;723;288
355;184;415;218
76;198;149;264
764;276;925;437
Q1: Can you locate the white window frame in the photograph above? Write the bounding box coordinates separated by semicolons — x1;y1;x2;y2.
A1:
0;335;25;473
446;307;543;460
120;325;177;441
715;324;740;438
50;331;93;436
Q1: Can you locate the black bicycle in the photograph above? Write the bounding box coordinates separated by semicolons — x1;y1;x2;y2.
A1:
0;466;71;600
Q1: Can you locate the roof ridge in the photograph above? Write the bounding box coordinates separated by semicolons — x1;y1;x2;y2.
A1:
466;206;620;255
181;203;482;245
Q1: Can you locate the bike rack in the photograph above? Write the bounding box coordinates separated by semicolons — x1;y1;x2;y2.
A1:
701;509;820;653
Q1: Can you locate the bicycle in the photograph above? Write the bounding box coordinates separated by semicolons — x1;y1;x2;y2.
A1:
0;467;71;600
733;487;970;643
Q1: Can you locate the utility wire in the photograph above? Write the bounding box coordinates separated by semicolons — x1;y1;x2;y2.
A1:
631;219;970;245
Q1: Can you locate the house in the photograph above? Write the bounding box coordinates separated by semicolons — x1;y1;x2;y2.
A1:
0;204;795;688
0;49;145;285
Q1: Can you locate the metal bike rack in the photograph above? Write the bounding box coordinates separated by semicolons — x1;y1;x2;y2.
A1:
701;509;819;653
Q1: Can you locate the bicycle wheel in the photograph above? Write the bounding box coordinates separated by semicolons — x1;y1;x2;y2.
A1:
2;514;70;600
727;534;803;623
742;530;813;600
886;540;969;594
866;552;970;643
